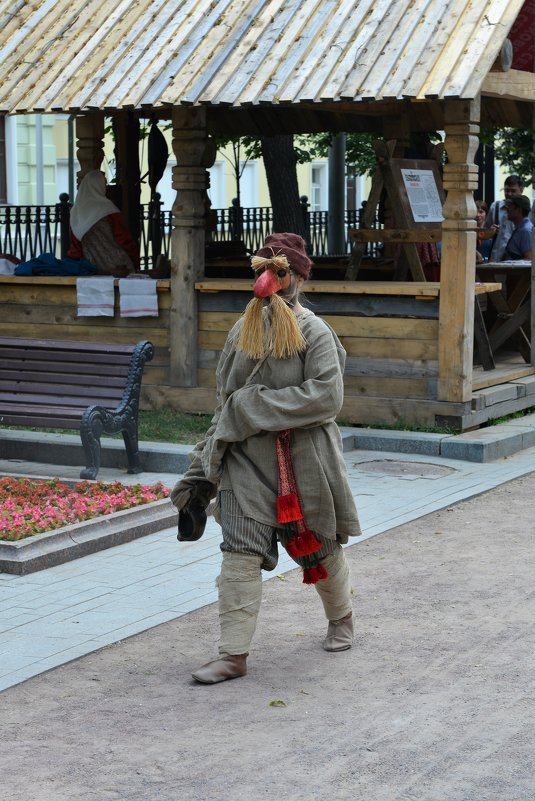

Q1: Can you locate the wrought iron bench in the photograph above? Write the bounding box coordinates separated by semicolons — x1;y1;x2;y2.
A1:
0;337;154;479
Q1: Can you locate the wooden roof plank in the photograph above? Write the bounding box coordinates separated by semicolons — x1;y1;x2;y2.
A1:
79;0;191;110
278;2;370;103
0;0;524;112
337;0;418;101
161;0;275;106
398;0;480;98
0;0;83;107
245;2;358;102
212;0;334;105
366;0;449;101
440;0;513;98
356;0;441;101
31;0;147;112
194;0;291;106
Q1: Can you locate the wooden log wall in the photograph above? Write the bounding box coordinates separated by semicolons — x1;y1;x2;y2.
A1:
0;278;171;409
4;276;524;430
196;283;448;427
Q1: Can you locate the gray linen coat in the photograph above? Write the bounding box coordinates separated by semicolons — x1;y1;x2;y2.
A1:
171;308;361;543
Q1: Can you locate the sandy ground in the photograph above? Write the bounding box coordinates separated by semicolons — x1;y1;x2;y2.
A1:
2;472;535;801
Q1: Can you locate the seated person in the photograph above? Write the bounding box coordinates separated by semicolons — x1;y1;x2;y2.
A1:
67;170;140;276
501;195;533;261
475;200;493;263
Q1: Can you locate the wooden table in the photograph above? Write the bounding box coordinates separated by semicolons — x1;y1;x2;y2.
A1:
476;261;532;363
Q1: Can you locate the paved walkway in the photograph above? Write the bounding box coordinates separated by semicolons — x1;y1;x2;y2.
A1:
0;442;534;692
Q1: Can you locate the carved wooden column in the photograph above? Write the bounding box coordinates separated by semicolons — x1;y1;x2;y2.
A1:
75;112;105;184
170;107;215;387
438;98;480;403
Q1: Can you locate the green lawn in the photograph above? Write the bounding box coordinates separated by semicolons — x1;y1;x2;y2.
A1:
4;409;213;446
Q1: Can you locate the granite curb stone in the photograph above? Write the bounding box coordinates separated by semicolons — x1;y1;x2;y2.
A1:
3;414;535;475
0;430;192;474
342;413;535;462
0;498;177;575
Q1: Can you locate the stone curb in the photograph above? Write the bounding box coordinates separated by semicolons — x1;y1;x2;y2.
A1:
2;414;535;476
342;413;535;462
0;498;177;576
0;430;192;475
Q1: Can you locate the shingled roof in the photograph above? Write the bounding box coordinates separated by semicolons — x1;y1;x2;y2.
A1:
0;0;524;115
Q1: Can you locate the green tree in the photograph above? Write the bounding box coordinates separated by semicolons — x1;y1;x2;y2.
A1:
295;132;377;177
483;128;535;186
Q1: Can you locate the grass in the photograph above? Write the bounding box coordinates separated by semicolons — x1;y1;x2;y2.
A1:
8;411;456;444
6;404;535;447
136;409;212;444
489;406;535;426
336;417;459;435
3;409;213;445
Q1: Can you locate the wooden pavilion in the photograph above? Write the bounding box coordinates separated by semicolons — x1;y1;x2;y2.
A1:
1;0;535;430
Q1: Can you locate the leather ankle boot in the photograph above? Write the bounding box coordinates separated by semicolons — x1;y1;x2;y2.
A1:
323;612;353;652
192;653;248;684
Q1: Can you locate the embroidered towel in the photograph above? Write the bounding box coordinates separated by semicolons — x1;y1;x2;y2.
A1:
76;277;115;317
119;278;159;317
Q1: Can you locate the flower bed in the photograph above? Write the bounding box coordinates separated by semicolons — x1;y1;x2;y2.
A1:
0;477;169;541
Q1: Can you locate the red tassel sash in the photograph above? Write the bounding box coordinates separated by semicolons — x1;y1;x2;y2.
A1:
276;430;326;582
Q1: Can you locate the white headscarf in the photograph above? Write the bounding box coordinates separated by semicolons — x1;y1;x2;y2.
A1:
70;170;121;240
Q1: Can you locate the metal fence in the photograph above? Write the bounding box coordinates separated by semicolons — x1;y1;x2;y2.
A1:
0;197;376;268
0;196;71;262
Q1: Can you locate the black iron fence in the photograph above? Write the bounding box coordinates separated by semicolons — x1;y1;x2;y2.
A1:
0;196;377;268
0;194;71;262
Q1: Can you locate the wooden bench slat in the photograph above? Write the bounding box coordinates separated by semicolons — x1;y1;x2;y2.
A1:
0;358;131;377
0;348;133;366
0;403;87;417
0;336;137;355
0;369;128;388
0;337;154;479
0;382;124;401
1;417;81;428
0;392;121;408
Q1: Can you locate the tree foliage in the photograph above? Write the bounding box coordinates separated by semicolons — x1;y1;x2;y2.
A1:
294;132;378;176
482;128;535;186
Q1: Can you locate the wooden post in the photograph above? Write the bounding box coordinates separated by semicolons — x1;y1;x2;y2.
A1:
75;113;104;184
532;225;535;366
170;107;214;387
113;110;141;243
438;98;480;402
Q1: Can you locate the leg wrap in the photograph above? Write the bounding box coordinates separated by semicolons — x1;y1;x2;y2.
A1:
314;547;352;621
217;552;263;656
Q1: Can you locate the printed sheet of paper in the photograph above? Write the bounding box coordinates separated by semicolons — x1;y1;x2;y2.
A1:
401;169;444;223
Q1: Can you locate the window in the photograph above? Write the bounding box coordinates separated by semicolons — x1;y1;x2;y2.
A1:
207;161;226;209
238;161;258;207
310;163;327;211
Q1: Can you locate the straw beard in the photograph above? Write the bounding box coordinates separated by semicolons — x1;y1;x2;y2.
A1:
236;256;307;360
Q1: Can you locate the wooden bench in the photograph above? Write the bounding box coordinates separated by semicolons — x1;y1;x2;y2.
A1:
0;337;154;480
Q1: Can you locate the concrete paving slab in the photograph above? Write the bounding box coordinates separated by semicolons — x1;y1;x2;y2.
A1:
2;472;535;801
0;497;177;575
1;439;535;693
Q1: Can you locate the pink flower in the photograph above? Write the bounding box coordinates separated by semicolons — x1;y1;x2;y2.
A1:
0;478;169;541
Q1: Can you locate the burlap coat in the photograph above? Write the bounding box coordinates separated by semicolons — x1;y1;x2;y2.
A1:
171;309;361;543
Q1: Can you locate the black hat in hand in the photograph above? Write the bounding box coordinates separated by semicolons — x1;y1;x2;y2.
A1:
177;499;207;542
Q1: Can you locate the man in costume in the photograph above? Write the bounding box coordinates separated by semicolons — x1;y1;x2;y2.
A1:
171;233;361;684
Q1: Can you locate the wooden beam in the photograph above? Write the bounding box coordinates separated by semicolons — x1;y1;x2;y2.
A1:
438;98;480;403
75;113;104;183
349;228;442;243
481;69;535;102
169;107;211;387
195;278;500;296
